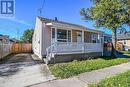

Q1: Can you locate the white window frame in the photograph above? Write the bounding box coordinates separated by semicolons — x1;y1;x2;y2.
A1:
51;27;72;44
92;33;98;43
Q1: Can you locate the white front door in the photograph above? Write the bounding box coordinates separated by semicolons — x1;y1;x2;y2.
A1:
77;32;82;42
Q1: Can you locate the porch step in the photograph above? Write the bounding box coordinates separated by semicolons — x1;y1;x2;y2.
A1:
45;53;55;64
43;58;49;64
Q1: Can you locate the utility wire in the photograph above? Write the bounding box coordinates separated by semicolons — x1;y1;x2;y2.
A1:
38;0;46;16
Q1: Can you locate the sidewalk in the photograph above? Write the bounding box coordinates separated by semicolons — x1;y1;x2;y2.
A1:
31;62;130;87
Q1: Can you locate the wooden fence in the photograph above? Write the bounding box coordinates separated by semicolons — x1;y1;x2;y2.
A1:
11;43;32;54
0;43;32;59
0;44;12;59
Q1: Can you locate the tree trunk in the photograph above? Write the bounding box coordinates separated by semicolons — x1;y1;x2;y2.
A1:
112;29;117;57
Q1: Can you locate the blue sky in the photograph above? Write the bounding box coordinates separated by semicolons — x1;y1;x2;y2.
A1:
0;0;111;39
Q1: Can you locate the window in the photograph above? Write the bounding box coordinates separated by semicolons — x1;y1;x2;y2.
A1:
57;29;67;39
51;28;72;43
92;33;98;43
124;40;126;44
57;29;71;42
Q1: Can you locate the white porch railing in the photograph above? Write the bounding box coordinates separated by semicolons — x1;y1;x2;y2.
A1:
84;43;103;53
46;42;103;60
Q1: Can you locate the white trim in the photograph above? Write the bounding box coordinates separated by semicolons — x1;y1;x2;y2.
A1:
101;36;104;56
67;30;68;42
51;27;56;44
82;30;84;43
51;27;52;44
55;28;72;42
55;28;57;42
46;23;52;25
71;29;73;42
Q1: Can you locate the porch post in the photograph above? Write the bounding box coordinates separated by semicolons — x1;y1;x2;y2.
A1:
101;34;104;56
82;30;84;43
67;30;68;42
71;29;73;42
55;28;57;53
82;30;85;53
55;28;57;42
98;33;100;43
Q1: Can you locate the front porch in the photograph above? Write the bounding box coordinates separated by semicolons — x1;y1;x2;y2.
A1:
46;27;103;62
47;42;103;55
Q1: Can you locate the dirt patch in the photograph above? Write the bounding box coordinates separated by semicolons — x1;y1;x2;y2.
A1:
5;53;33;64
0;54;14;64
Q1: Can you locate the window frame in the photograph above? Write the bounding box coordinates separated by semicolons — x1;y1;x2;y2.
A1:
92;33;98;43
51;27;72;44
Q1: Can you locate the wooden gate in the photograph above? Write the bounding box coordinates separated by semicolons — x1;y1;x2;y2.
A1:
12;43;32;53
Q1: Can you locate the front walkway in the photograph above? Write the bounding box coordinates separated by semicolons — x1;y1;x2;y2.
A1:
31;62;130;87
0;53;55;87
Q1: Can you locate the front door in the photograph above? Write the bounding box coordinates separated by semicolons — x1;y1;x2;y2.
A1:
77;32;82;42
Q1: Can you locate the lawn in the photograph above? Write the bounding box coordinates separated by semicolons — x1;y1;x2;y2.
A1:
89;70;130;87
49;57;130;79
123;51;130;56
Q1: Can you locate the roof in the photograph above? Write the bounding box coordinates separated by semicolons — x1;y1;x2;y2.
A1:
117;32;130;40
0;34;9;38
103;34;112;38
38;16;103;33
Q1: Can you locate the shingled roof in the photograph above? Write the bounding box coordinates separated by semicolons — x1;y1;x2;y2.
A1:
38;16;103;33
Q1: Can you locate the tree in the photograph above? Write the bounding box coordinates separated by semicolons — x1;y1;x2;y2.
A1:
80;0;130;56
20;29;34;43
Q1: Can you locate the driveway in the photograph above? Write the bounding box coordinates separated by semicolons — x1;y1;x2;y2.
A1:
0;53;55;87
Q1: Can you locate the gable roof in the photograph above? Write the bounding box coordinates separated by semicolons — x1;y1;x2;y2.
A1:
38;16;103;33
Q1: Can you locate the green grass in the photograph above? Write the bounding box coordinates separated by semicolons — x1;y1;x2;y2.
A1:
89;70;130;87
122;51;130;56
49;58;130;79
123;51;130;54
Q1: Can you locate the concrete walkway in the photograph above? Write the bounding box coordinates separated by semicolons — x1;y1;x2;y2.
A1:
0;53;56;87
31;62;130;87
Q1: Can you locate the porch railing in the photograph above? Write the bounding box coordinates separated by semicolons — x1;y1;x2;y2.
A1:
46;42;103;60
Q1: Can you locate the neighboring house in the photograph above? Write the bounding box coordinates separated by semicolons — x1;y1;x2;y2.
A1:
33;17;104;63
117;32;130;51
9;38;18;44
0;34;10;44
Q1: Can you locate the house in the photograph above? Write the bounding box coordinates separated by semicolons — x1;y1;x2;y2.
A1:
33;17;104;63
9;38;18;44
117;32;130;51
0;34;10;44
